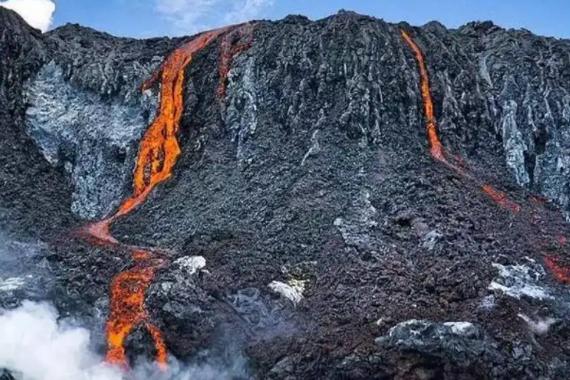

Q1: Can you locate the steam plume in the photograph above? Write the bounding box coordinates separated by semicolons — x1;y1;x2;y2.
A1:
0;0;56;32
0;302;249;380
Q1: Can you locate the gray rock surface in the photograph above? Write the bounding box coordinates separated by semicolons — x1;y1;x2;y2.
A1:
376;320;501;370
25;62;158;218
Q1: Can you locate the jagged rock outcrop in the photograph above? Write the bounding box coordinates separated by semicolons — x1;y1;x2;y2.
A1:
23;25;182;219
1;7;570;380
0;8;74;239
423;20;570;220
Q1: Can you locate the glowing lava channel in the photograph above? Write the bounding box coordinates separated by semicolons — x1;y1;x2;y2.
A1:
106;251;168;368
401;30;520;214
401;30;445;162
103;28;228;368
544;256;570;284
544;235;570;284
78;24;254;370
118;27;231;221
481;184;521;213
401;30;570;286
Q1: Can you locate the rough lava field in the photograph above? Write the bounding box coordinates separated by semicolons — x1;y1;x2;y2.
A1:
1;7;570;380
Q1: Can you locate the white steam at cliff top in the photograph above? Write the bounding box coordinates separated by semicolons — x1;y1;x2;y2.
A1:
0;0;55;32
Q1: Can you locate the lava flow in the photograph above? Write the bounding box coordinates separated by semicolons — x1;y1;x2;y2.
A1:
543;256;570;284
116;27;231;221
106;251;168;368
400;29;570;286
401;30;445;162
217;24;254;99
78;25;253;370
481;184;521;213
543;235;570;284
401;29;520;214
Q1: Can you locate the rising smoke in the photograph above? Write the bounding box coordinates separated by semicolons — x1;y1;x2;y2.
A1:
0;302;250;380
0;301;122;380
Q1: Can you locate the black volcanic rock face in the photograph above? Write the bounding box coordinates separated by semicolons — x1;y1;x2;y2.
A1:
0;8;75;239
1;7;570;380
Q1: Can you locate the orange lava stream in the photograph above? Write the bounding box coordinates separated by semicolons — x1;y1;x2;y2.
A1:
543;256;570;284
543;236;570;285
481;184;522;213
117;27;230;220
401;30;445;162
79;26;244;370
400;29;570;288
401;29;520;214
217;24;254;99
105;251;168;368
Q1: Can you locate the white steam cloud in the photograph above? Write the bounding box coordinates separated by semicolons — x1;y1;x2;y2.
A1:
0;0;55;32
156;0;273;34
0;302;122;380
0;302;249;380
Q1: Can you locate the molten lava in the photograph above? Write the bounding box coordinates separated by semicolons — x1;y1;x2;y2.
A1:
117;27;230;219
400;29;570;289
217;24;254;99
106;251;167;368
78;26;253;369
401;30;445;162
544;256;570;284
481;184;521;213
401;29;520;214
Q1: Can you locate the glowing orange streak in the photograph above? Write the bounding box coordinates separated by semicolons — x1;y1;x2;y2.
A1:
401;29;520;214
105;252;168;369
84;28;231;245
401;30;445;162
101;29;229;368
544;256;570;284
481;184;521;213
217;24;254;99
78;27;240;369
118;27;230;218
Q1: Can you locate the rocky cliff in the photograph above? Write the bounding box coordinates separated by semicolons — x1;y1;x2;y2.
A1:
1;8;570;380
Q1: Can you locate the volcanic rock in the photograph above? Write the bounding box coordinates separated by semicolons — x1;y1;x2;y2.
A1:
1;6;570;379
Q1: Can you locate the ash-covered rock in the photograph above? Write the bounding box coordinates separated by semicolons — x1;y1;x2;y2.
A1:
268;279;305;305
488;261;553;300
0;233;52;310
24;62;158;219
146;256;224;358
376;320;500;367
0;8;75;239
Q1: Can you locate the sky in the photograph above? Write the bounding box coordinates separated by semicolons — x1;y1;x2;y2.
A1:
1;0;569;39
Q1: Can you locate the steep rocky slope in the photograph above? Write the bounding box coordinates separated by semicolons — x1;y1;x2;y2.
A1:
1;8;570;380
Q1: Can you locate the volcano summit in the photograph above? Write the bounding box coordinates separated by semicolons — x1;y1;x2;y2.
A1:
1;7;570;380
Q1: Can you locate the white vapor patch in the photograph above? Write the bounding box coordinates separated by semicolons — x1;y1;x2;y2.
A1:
0;302;122;380
0;302;250;380
155;0;273;34
0;0;56;32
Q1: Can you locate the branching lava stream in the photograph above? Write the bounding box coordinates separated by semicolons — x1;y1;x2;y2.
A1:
77;24;254;370
105;251;168;368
